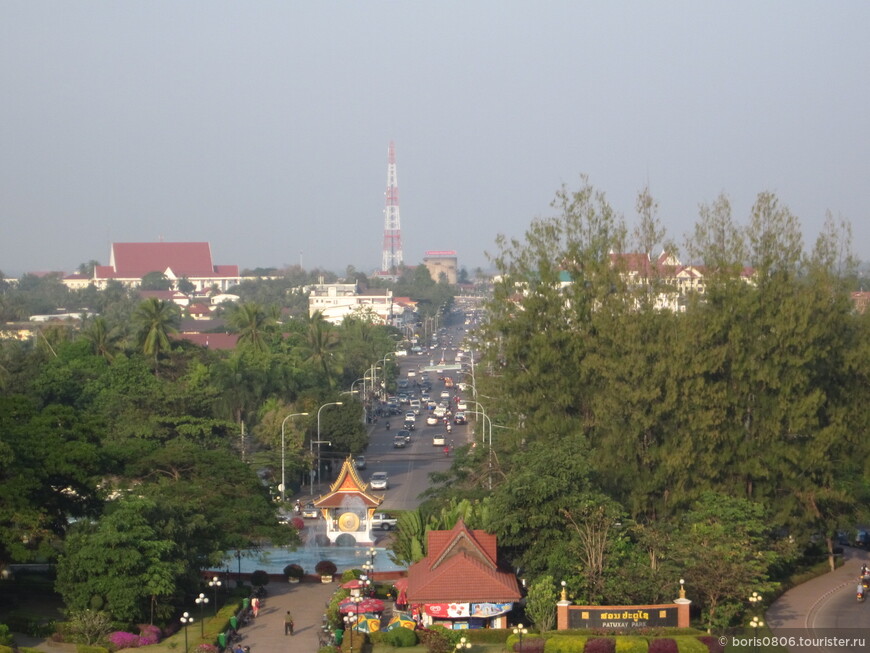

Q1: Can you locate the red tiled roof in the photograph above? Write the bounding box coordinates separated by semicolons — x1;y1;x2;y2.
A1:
188;303;211;315
174;333;239;350
405;521;521;604
139;290;187;300
99;242;236;279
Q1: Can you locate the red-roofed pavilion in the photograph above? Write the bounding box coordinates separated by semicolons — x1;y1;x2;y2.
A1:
405;521;521;629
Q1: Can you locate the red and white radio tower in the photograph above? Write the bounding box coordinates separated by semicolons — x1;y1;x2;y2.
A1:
381;141;404;273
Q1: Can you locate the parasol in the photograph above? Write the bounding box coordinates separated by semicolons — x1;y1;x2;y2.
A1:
385;611;416;631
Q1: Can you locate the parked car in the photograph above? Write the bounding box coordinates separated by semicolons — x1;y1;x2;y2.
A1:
370;472;389;490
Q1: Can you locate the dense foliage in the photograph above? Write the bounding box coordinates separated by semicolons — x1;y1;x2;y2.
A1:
426;179;870;629
0;266;438;625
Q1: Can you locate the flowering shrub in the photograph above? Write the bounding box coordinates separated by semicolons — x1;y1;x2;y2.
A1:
107;631;140;649
647;640;677;653
584;639;615;653
516;637;545;653
315;560;337;576
195;644;218;653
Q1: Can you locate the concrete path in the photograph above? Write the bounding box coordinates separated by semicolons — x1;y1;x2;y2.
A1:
234;579;339;653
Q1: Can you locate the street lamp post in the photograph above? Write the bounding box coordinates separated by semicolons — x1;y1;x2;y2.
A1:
312;402;342;496
281;412;309;504
180;612;193;653
208;576;221;615
455;636;472;653
343;595;363;653
512;624;528;653
749;615;764;653
195;593;209;636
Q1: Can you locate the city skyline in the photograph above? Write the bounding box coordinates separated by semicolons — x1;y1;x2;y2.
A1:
2;2;868;277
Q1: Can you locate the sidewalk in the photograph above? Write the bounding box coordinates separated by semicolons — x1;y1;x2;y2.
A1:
235;578;338;652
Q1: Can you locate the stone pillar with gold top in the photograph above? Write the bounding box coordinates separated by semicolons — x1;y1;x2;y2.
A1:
674;578;692;628
556;580;571;630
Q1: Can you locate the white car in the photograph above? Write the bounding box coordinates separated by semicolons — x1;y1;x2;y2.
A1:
370;472;389;490
457;400;468;411
426;415;439;426
433;434;446;446
434;406;446;418
440;390;451;399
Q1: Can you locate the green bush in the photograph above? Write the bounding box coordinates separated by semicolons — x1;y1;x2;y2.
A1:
0;645;13;653
284;564;305;579
544;634;587;653
76;645;109;653
470;628;515;643
18;648;44;653
671;637;709;653
0;625;11;646
615;636;648;653
250;569;270;587
382;626;418;647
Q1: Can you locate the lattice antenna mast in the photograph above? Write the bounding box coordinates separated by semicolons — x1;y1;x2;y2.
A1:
381;141;404;273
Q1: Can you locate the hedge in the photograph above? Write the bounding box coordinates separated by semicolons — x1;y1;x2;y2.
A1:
544;634;587;653
614;636;648;653
671;637;710;653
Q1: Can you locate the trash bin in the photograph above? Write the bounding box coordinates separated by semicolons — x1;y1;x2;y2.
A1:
230;616;238;631
335;628;344;645
217;632;227;649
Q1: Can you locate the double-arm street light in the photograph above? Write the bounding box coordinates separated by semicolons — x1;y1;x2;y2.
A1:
312;402;342;496
281;412;309;503
180;612;193;652
208;576;221;615
195;593;209;636
512;624;527;652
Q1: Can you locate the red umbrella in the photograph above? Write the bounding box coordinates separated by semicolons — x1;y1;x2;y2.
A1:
358;598;385;613
341;579;364;589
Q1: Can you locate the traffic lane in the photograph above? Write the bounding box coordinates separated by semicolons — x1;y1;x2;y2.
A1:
804;583;868;653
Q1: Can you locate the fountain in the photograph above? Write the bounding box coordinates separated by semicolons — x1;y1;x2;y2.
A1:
220;545;404;575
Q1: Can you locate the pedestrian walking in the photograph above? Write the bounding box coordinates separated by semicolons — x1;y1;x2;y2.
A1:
251;596;260;618
284;610;294;635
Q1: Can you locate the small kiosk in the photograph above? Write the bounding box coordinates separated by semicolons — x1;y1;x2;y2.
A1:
312;457;386;546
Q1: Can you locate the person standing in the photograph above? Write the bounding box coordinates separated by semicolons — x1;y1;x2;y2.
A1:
284;610;294;635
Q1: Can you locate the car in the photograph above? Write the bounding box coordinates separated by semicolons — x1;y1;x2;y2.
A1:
354;456;366;470
393;435;407;448
433;434;446;446
426;415;439;426
433;406;446;418
398;429;411;443
407;370;417;377
370;472;389;490
440;390;451;399
403;419;416;431
454;412;467;425
405;411;417;421
457;400;468;411
301;503;319;519
421;393;431;402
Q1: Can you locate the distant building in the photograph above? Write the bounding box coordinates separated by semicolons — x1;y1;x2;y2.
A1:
307;281;395;325
64;242;240;292
423;250;458;285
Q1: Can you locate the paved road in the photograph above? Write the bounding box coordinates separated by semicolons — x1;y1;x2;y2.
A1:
234;579;338;653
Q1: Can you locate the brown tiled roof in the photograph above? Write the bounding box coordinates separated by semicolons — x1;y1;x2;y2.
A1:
405;521;521;604
173;333;239;350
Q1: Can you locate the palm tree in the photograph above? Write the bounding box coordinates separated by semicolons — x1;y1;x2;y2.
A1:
305;311;340;387
227;302;272;353
133;298;180;376
81;315;123;362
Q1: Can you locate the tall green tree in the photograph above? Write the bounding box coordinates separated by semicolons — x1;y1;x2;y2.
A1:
133;298;180;376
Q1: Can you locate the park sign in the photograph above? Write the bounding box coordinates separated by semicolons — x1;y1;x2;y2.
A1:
559;601;690;631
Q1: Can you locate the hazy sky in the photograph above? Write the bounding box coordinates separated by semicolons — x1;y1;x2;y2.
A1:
2;2;868;277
